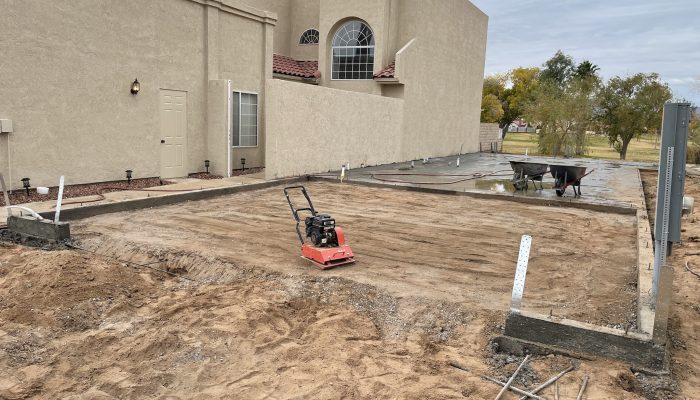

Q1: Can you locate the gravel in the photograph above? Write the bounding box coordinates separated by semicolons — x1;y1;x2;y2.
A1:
188;172;224;180
1;178;173;206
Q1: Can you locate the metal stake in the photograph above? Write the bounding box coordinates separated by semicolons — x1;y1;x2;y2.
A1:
511;235;532;312
652;147;674;306
482;375;545;400
576;375;589;400
517;366;574;400
495;354;531;400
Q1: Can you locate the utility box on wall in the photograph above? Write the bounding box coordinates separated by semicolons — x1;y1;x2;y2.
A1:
0;119;13;133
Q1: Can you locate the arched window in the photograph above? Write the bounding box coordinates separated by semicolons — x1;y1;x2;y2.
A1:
299;28;319;45
331;20;374;80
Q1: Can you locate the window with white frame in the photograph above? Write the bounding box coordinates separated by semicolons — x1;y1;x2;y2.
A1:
232;92;258;147
299;28;319;45
331;20;375;80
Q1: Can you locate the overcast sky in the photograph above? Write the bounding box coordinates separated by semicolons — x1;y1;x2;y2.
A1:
470;0;700;104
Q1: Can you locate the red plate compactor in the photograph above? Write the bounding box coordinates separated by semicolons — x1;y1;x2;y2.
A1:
284;186;355;269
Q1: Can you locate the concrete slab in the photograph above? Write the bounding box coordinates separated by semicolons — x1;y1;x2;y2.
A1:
0;174;267;222
342;153;654;209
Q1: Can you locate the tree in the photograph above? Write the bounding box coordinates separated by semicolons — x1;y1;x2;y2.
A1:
687;108;700;163
480;68;539;138
573;60;600;80
597;73;673;160
539;50;574;88
481;94;504;123
525;52;600;156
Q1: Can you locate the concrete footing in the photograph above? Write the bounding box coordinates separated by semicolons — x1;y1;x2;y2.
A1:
502;311;668;370
6;216;71;242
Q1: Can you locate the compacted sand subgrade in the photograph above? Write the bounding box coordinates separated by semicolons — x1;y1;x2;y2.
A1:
74;182;637;327
0;181;652;399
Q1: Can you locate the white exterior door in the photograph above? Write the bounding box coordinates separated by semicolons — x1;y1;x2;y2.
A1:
159;89;188;178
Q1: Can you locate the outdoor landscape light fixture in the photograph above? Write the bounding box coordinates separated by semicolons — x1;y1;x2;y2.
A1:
21;178;31;196
125;169;133;183
205;160;210;174
240;158;246;172
130;78;140;95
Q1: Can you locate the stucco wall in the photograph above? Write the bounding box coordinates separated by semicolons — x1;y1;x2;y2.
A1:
0;0;271;189
238;0;291;55
317;0;392;95
395;0;488;159
265;79;403;179
289;0;320;61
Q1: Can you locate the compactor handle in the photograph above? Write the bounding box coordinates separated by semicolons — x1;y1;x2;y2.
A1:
284;185;317;245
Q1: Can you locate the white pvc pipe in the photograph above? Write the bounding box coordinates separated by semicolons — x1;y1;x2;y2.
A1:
6;206;44;220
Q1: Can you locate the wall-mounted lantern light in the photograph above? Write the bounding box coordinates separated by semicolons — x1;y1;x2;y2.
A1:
130;78;140;95
240;158;246;172
125;169;133;183
204;160;210;174
21;177;31;196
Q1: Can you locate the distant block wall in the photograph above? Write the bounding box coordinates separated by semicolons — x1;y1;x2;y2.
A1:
479;123;502;152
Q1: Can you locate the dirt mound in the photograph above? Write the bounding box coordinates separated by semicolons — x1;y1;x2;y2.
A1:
0;242;669;399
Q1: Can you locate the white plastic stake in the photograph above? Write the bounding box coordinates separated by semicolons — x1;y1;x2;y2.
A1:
340;167;346;183
0;173;11;217
510;235;532;312
456;157;460;168
54;175;65;224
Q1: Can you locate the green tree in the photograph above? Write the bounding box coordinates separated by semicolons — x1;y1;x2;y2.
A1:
480;68;539;138
598;73;673;160
526;52;600;156
539;50;574;88
573;60;600;80
687;108;700;163
481;93;504;123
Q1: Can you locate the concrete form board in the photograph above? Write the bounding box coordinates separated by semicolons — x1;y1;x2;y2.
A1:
504;311;666;369
37;177;306;222
7;216;70;242
636;169;656;334
310;176;638;216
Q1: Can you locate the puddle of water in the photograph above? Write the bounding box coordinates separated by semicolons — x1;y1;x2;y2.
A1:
473;179;555;192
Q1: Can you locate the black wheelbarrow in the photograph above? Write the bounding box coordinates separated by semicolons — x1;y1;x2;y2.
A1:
509;160;549;191
549;164;592;197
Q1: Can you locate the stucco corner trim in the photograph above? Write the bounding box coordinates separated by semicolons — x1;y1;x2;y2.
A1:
394;38;417;82
186;0;278;25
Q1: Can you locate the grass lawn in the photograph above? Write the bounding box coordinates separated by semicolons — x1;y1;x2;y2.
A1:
501;132;661;162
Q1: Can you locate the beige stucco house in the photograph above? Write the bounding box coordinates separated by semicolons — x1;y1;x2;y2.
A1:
0;0;487;189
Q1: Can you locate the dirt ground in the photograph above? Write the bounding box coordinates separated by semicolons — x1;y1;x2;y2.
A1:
0;181;674;399
73;182;638;327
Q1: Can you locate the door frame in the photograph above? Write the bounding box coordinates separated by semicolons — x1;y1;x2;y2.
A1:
159;88;188;178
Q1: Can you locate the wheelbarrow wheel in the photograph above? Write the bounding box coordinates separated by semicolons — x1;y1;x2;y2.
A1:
555;178;565;197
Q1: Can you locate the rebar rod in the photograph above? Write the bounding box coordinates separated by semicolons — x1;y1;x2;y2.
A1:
495;354;531;400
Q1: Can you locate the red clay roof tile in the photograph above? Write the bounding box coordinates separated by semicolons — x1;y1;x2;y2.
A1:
374;61;395;79
273;54;320;79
